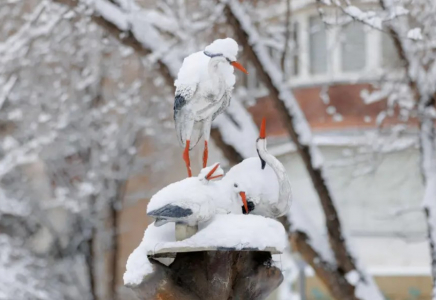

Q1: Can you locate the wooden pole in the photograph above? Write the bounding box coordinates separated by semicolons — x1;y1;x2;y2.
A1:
129;251;283;300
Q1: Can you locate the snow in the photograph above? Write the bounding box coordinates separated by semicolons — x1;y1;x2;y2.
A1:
123;244;155;286
0;234;52;299
360;88;391;105
344;6;382;30
124;214;288;286
205;38;239;62
174;38;240;88
93;0;129;31
333;113;343;122
408;28;423;41
354;271;385;300
345;270;360;285
146;174;239;226
342;235;385;300
288;199;335;264
0;76;17;109
326;106;336;115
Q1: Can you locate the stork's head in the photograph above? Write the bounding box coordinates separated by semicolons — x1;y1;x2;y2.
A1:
204;51;248;74
232;181;250;215
221;157;270;215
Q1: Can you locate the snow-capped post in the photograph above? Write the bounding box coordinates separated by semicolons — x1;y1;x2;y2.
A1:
222;0;384;299
125;123;292;299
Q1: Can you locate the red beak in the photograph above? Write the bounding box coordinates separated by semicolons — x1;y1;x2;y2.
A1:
259;117;266;139
231;61;248;74
239;191;249;214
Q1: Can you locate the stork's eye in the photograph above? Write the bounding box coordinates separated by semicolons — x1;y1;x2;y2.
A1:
234;183;238;188
226;58;231;63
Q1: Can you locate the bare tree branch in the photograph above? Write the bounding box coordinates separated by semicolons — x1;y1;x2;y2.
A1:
280;0;291;75
224;0;354;274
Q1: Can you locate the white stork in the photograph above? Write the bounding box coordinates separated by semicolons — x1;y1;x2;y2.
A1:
147;118;291;228
222;118;292;218
174;38;248;177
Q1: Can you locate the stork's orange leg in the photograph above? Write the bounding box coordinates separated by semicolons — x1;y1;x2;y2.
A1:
202;140;208;168
183;140;192;177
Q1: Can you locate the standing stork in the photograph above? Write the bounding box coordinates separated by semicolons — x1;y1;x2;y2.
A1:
174;39;248;177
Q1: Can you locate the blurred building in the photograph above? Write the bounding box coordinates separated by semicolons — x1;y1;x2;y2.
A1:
115;1;431;300
248;1;430;299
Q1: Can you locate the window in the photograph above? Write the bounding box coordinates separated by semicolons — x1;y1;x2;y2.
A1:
381;34;402;69
341;22;366;72
309;16;327;74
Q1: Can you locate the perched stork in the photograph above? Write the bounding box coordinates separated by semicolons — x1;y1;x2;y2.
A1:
174;38;248;177
147;118;291;232
223;118;292;218
147;163;238;228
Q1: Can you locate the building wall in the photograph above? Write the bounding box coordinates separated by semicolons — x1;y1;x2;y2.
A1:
271;144;430;300
248;83;417;137
279;145;426;235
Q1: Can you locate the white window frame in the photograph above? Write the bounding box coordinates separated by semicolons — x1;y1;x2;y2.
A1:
287;8;388;88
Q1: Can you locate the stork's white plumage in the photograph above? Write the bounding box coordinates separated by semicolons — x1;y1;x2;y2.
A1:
174;38;248;177
147;119;291;227
147;163;241;227
223;118;292;218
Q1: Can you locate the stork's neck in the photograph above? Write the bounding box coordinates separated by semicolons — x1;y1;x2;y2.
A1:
208;57;226;99
256;138;291;218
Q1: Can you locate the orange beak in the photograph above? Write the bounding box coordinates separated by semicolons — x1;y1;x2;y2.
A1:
206;163;220;180
231;61;248;74
259;117;266;139
239;191;249;214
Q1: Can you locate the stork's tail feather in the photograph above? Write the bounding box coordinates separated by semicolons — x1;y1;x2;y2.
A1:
148;204;193;219
174;116;203;149
154;218;170;227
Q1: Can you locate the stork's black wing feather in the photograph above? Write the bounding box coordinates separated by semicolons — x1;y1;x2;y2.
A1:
174;95;186;116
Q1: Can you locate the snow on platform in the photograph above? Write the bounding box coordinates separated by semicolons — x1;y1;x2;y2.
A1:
124;214;287;286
